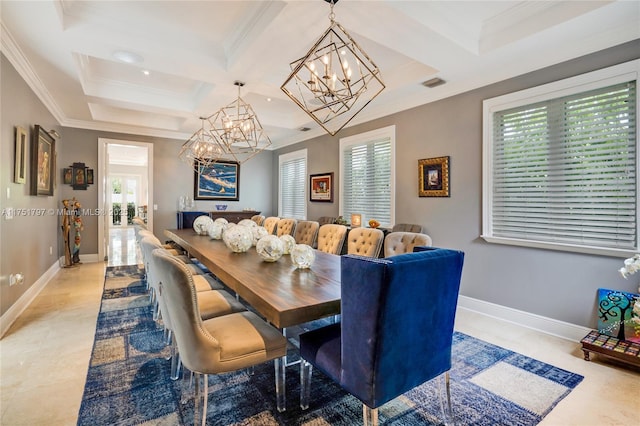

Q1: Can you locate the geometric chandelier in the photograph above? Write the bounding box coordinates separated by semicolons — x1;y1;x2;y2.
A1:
207;81;272;164
180;81;271;169
178;116;223;171
281;0;385;136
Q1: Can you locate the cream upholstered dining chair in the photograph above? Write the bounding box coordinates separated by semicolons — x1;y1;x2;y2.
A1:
263;216;280;235
391;223;423;233
251;214;265;226
152;249;287;425
316;224;348;255
276;218;297;237
346;227;384;258
145;245;246;379
317;216;336;226
139;236;224;316
294;220;320;246
384;231;433;257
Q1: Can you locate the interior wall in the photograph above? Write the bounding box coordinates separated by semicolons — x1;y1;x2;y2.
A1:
1;53;62;315
273;40;640;329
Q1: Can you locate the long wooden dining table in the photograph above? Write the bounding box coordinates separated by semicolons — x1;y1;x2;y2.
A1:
164;228;342;411
164;228;342;329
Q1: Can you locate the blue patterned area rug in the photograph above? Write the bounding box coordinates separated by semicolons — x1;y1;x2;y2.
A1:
77;266;584;426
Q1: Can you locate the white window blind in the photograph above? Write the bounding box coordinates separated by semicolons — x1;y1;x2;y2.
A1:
279;150;307;219
487;75;637;253
340;126;395;227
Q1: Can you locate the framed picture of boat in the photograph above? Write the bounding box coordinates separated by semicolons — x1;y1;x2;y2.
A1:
194;160;240;201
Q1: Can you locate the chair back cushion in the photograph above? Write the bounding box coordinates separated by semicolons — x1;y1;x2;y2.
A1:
317;224;348;254
391;223;423;233
346;228;384;258
340;247;464;408
383;232;432;257
318;216;336;226
251;215;265;226
263;216;279;234
276;218;297;237
294;220;320;246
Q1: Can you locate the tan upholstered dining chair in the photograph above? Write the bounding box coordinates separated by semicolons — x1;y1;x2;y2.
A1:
251;214;265;226
391;223;423;233
383;231;433;257
152;249;287;424
294;220;320;246
346;227;384;258
263;216;279;235
317;216;336;226
276;218;297;237
316;224;348;255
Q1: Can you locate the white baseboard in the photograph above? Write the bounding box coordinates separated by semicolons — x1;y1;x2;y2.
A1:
458;295;591;342
0;260;60;338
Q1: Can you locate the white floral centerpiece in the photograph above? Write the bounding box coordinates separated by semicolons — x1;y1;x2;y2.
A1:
619;254;640;328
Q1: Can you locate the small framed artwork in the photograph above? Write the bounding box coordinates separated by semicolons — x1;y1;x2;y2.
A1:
194;160;240;201
86;169;94;185
418;156;450;197
310;172;333;202
30;125;56;196
14;126;27;184
597;288;640;343
63;168;73;185
72;162;88;190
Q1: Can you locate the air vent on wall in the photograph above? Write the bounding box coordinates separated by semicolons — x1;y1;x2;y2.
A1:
422;78;446;88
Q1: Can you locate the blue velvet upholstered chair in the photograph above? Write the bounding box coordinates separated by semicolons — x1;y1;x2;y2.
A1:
299;247;465;425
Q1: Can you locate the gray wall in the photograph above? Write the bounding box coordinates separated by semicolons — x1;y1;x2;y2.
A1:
272;40;640;328
1;53;62;314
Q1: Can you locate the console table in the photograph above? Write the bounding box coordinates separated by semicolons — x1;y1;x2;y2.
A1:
177;210;261;229
580;330;640;369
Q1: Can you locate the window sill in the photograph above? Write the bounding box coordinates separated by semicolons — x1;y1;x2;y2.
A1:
480;235;637;258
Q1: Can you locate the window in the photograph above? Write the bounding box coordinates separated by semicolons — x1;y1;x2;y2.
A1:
279;149;307;219
340;125;395;227
483;60;638;256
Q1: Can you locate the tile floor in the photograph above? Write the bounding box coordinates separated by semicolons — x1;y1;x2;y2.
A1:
1;227;638;425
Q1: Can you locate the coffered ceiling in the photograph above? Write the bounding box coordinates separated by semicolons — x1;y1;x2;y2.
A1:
1;1;638;149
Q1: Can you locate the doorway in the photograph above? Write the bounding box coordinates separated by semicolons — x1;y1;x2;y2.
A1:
98;139;153;263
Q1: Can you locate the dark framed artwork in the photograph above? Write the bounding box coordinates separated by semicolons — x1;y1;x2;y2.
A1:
310;172;333;202
30;125;55;196
194;160;240;201
86;169;94;185
72;162;88;190
63;168;73;185
418;156;450;197
14;126;27;184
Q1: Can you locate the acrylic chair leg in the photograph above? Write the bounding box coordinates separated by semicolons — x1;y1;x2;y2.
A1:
170;340;181;380
438;371;454;426
363;405;379;426
300;359;312;410
193;373;202;426
201;374;208;426
275;357;286;412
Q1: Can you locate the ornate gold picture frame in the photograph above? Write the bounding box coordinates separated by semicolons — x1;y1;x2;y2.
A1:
418;156;450;197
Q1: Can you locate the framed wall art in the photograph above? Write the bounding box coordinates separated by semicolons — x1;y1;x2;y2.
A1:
194;160;240;201
30;125;56;196
72;162;88;190
310;172;333;202
63;168;73;185
14;126;27;184
418;156;450;197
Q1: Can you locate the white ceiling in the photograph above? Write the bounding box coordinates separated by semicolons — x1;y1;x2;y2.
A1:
1;1;638;150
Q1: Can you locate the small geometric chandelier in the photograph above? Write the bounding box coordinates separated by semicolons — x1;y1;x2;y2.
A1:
281;0;385;136
207;81;272;164
178;116;224;171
